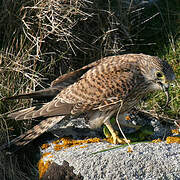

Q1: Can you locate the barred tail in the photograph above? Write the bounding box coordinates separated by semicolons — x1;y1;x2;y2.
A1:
0;116;65;154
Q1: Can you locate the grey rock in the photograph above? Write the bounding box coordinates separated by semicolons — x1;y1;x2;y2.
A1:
40;141;180;180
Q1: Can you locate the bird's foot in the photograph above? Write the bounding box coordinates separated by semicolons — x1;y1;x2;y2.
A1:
104;121;130;144
111;130;130;144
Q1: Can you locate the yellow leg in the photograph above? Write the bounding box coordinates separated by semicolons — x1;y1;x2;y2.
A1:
104;120;130;144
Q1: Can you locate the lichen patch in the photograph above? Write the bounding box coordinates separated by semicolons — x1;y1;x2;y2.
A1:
166;137;180;144
53;137;102;151
38;159;51;179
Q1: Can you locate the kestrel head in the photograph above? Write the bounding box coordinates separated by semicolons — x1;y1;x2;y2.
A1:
139;55;175;93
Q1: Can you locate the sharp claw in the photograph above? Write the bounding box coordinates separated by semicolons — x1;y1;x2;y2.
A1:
104;119;131;144
112;131;130;144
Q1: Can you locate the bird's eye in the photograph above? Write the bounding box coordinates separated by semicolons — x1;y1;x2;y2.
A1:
156;72;163;78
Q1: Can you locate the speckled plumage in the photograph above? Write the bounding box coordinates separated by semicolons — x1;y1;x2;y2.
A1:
0;54;175;152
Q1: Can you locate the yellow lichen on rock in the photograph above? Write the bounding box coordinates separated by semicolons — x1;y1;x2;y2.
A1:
79;145;88;148
166;137;180;144
52;139;61;144
152;138;162;143
38;159;51;179
41;143;50;150
42;152;51;158
171;129;180;135
54;137;102;151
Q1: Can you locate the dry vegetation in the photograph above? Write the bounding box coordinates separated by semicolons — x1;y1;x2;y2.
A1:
0;0;179;179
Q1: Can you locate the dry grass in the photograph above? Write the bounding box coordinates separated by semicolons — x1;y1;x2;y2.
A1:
0;151;38;180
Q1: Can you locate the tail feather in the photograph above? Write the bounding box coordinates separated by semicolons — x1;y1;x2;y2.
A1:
0;116;65;153
7;105;44;120
2;88;60;101
7;100;73;120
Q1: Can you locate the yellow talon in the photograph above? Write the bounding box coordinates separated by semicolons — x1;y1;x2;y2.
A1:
112;131;130;144
104;121;130;144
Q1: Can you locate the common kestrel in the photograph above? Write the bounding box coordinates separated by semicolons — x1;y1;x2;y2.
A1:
0;54;175;152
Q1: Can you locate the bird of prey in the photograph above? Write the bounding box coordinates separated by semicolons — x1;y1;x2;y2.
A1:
0;53;175;152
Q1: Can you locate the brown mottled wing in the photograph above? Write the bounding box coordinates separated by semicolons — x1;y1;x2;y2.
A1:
8;55;139;120
55;56;138;114
50;58;103;88
0;116;65;153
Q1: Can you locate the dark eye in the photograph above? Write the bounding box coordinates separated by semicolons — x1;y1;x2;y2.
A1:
156;72;163;78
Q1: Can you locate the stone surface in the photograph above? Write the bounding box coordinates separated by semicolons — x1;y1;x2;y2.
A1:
40;140;180;180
